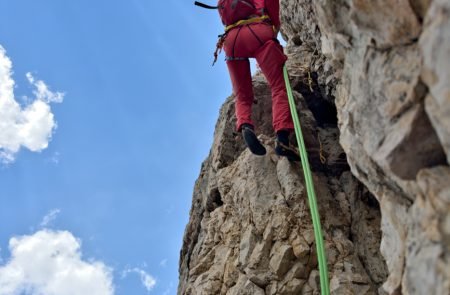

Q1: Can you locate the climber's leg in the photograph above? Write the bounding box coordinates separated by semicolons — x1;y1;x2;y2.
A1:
226;59;266;155
223;23;275;131
255;39;294;133
226;58;255;131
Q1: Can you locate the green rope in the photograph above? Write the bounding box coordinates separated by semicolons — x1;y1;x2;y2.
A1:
283;65;330;295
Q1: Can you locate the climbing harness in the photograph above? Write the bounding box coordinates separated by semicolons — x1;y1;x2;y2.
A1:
195;1;272;65
224;15;270;32
209;15;272;65
283;65;330;295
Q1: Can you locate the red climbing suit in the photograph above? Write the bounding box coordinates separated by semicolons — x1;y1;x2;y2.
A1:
223;0;294;132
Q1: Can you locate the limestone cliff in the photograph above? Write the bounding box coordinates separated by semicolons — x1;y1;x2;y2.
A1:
179;0;450;294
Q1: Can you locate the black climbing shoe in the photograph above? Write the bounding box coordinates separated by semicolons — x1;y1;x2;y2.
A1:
241;124;266;156
275;130;301;162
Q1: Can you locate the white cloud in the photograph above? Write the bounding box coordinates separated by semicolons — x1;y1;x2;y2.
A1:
39;209;61;228
26;73;64;103
122;267;156;292
0;230;114;295
159;259;167;268
0;45;64;164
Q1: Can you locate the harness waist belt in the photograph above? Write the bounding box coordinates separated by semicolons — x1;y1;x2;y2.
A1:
225;15;270;32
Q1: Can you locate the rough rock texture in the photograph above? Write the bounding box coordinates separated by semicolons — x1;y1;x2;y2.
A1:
178;71;387;294
279;0;450;294
179;0;450;294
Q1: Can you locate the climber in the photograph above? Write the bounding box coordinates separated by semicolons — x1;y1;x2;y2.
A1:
195;0;300;161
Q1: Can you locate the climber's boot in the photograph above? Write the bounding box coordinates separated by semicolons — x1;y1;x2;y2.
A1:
241;124;266;156
275;130;300;162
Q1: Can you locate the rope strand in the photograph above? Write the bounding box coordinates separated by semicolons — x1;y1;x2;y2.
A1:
283;65;330;295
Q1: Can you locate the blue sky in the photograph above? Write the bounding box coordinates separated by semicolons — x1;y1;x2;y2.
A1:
0;1;233;294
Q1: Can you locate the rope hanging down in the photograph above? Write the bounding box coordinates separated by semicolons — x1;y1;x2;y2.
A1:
283;65;330;295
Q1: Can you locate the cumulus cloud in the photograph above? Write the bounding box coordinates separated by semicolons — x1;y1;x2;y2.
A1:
39;209;61;228
26;73;64;103
0;45;64;164
0;230;114;295
122;267;156;292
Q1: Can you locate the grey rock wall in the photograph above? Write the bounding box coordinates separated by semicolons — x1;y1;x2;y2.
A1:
178;72;387;294
279;0;450;294
179;0;450;294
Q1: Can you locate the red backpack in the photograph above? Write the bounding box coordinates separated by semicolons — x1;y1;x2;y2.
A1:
195;0;257;26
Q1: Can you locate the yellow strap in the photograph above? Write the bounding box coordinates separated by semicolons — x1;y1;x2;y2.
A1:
225;15;270;32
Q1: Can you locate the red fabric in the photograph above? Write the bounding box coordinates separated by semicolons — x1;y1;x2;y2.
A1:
218;0;257;26
254;0;280;28
223;23;294;132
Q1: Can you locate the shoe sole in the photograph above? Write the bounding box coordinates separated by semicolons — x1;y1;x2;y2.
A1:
242;128;266;156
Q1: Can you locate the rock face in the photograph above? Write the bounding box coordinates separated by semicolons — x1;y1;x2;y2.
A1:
178;72;388;294
179;0;450;294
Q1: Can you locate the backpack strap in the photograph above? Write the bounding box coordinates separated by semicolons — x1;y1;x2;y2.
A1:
194;1;219;9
